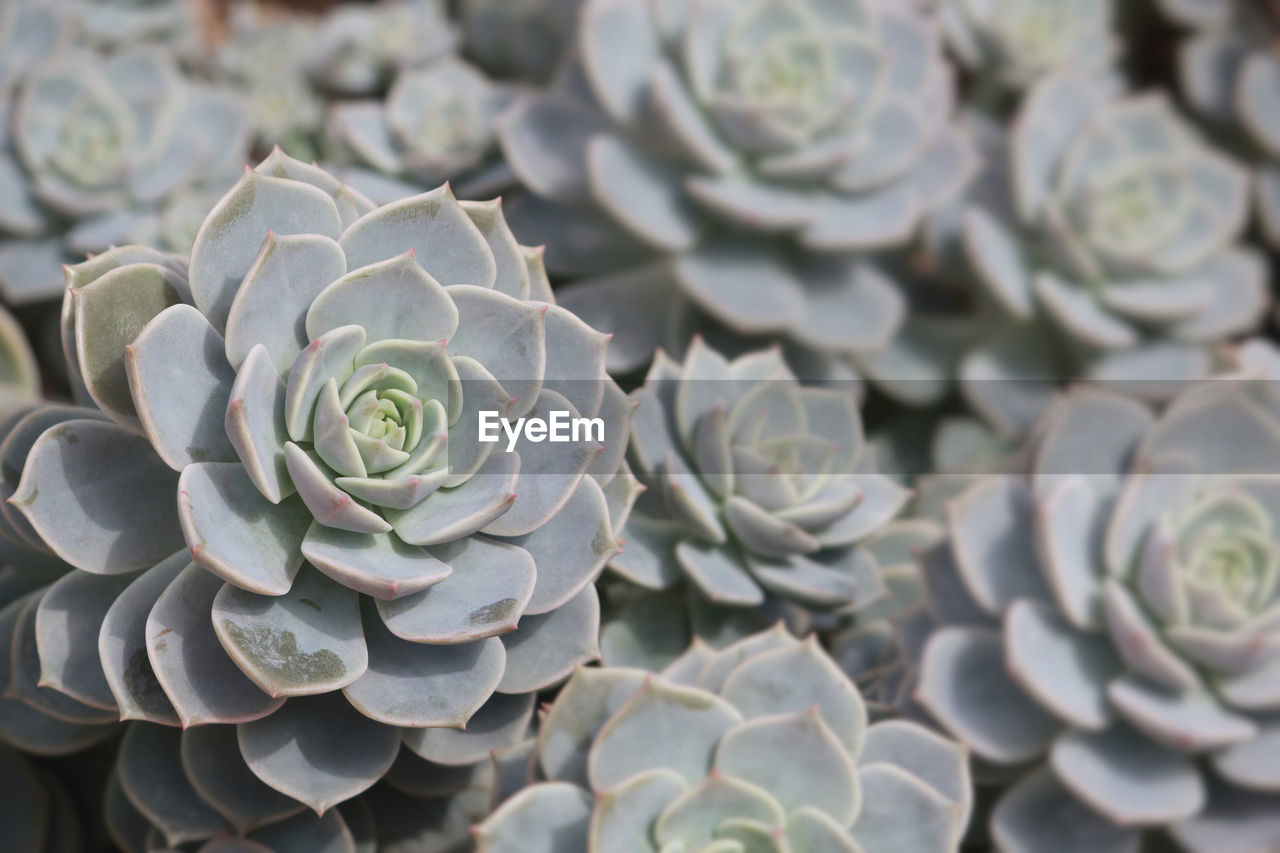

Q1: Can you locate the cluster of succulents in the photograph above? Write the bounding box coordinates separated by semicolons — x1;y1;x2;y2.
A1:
0;0;1278;851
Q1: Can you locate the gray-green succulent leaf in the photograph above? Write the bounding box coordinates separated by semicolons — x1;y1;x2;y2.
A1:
476;628;972;852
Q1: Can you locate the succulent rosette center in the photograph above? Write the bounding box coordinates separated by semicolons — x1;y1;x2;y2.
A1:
1173;489;1279;624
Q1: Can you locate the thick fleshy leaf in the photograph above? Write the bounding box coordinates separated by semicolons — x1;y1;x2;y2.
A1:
226;345;293;504
483;391;601;537
801;183;921;251
717;709;858;824
675;539;764;607
345;603;504;727
948;478;1050;614
13;419;184;575
497;584;601;693
388;449;519;545
1103;580;1199;691
117;724;228;846
1004;599;1120;730
916;627;1059;764
1035;476;1107;629
1012;73;1109;220
190;170;344;333
283;444;391;535
654;774;784;845
446;284;546;420
538;666;648;786
601;591;693;671
72;262;187;429
223;233;348;373
674;241;805;334
587;134;702;251
283;325;366;443
963;206;1033;318
99;551;186;725
238;692;401;813
306;252;458;346
849;764;959;853
589;768;686;852
858;720;971;833
180;726;305;834
720;637;866;751
1170;780;1280;853
475;782;592;853
1108;675;1256;752
785;807;861;853
339;185;496;288
403;691;536;766
587;677;741;791
990;768;1140;853
178;463;312;595
302;524;450;601
1034;273;1138;350
36;569;137;710
10;592;116;725
147;563;284;726
376;535;533;642
556;263;678;374
498;93;607;205
1051;726;1205;824
212;565;367;697
128;304;238;470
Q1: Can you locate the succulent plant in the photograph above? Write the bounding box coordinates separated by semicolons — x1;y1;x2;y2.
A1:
104;717;514;851
328;58;518;200
609;338;908;626
6;151;637;826
308;0;457;97
0;2;69;93
947;72;1266;436
0;738;93;850
72;0;198;53
477;626;973;852
499;0;976;375
934;0;1120;92
0;306;40;418
457;0;584;84
1158;0;1280;250
916;384;1280;850
0;47;250;304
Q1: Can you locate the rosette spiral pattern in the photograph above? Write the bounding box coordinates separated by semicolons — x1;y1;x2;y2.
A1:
916;385;1280;851
478;626;973;852
954;72;1266;435
8;151;637;824
612;339;908;615
0;47;249;303
500;0;975;374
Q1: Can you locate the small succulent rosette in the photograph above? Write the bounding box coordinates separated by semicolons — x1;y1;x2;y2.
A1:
308;0;458;97
1158;0;1280;249
457;0;584;85
0;47;250;304
477;627;973;852
935;0;1119;93
602;339;909;653
5;151;639;837
947;71;1267;436
916;384;1280;851
328;57;518;202
498;0;977;376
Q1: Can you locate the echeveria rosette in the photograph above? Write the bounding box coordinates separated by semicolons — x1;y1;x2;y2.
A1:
500;0;976;375
610;338;910;630
476;627;973;852
308;0;458;97
0;48;250;304
936;0;1119;93
955;71;1266;436
1157;0;1280;250
915;385;1280;851
328;58;518;202
12;150;637;818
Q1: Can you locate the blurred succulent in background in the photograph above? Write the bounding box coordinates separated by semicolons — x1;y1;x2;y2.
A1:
946;72;1265;436
478;627;973;852
72;0;198;53
606;339;908;650
328;58;518;201
457;0;583;85
0;2;69;93
1158;0;1280;250
499;0;975;377
934;0;1119;94
208;4;326;161
0;739;95;850
0;306;40;417
916;385;1280;850
308;0;457;96
0;48;250;304
6;151;637;829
